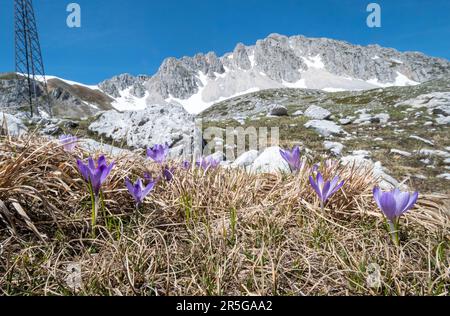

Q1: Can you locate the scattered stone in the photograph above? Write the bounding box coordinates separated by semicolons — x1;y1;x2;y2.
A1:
417;149;450;158
42;124;62;136
390;149;412;157
304;105;331;120
409;135;434;146
248;147;290;174
340;154;401;190
269;104;288;117
304;120;344;137
374;113;390;124
353;113;389;125
62;120;80;129
352;150;371;158
292;110;303;117
436;173;450;180
353;114;373;125
231;150;259;168
436;116;450;125
324;141;344;156
339;118;352;125
210;151;225;163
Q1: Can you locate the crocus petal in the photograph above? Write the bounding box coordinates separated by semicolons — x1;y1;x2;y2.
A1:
100;162;114;184
373;187;383;210
136;178;144;191
142;181;156;198
328;181;344;200
90;167;105;194
317;173;324;190
97;156;107;168
329;176;340;191
402;192;419;215
182;161;191;170
88;157;96;172
125;178;135;195
393;191;411;217
309;176;322;200
147;144;170;163
279;149;290;164
163;167;175;181
77;160;89;181
379;192;397;222
292;146;301;161
321;181;331;202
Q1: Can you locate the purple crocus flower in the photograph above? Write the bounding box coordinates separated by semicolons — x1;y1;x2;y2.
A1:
373;187;418;245
147;143;169;164
196;156;220;170
373;187;418;223
163;166;175;182
309;173;345;209
77;155;114;196
280;146;304;172
125;177;156;207
144;172;155;182
311;164;319;173
60;134;78;152
181;161;191;170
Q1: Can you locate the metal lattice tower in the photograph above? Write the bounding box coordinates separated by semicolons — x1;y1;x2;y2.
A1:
14;0;50;116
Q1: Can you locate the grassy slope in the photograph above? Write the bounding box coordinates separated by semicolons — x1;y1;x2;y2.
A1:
0;136;448;296
200;79;450;194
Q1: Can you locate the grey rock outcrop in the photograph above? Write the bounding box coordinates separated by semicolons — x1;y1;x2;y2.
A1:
0;112;28;136
304;105;331;120
88;104;194;151
99;74;150;98
248;146;290;174
231;150;259;168
324;141;344;156
304;120;344;137
269;104;289;116
340;154;402;190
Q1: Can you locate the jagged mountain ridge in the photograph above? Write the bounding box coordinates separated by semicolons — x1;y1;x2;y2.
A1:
1;34;450;118
99;33;450;114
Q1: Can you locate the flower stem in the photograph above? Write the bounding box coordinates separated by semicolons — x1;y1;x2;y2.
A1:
388;220;400;246
91;194;99;237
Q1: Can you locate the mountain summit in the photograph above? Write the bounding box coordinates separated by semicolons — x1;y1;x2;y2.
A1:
2;34;450;117
99;33;450;114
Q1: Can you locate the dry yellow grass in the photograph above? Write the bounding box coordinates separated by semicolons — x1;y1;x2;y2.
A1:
0;135;448;296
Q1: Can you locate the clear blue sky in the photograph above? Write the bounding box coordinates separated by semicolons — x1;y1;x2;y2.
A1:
1;0;449;84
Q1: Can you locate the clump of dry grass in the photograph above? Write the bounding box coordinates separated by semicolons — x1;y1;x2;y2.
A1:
0;135;448;296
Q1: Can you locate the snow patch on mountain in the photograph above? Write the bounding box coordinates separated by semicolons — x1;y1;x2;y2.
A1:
29;74;100;90
302;55;325;69
367;72;419;88
111;87;149;112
